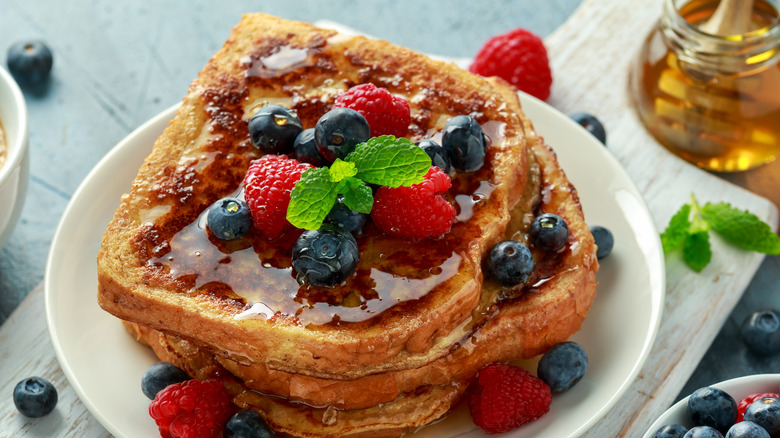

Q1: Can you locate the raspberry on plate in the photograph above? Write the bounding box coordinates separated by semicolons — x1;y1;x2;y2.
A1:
242;155;313;239
148;379;232;438
370;166;456;239
469;28;553;101
467;363;552;434
333;83;411;138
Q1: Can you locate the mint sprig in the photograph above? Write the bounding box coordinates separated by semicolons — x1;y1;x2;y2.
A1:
286;136;432;230
661;193;780;272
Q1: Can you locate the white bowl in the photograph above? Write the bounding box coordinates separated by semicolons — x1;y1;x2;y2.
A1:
643;374;780;437
0;66;30;250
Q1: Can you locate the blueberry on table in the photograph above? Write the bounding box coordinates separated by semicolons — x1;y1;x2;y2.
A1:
530;213;569;252
744;397;780;437
224;410;276;438
687;386;737;434
292;224;360;287
589;225;614;259
684;426;724;437
487;240;533;286
741;309;780;356
537;341;588;392
248;104;303;155
569;112;606;144
13;376;58;418
141;362;190;400
207;197;253;241
314;107;370;163
441;115;486;172
294;128;328;167
417;138;452;174
653;424;689;438
725;420;770;438
6;41;53;87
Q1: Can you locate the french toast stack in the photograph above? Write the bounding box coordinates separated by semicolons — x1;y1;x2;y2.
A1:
97;13;599;438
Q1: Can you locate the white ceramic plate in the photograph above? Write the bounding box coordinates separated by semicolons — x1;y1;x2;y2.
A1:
642;374;780;437
45;94;665;438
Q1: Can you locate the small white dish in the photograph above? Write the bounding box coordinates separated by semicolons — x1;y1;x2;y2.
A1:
45;92;665;438
0;66;30;250
643;374;780;437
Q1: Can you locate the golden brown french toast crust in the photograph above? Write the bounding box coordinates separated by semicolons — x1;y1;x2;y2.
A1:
97;13;543;378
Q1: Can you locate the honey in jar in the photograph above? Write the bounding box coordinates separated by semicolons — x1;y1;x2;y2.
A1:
631;0;780;172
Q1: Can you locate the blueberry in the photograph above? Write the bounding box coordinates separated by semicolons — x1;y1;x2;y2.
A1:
325;197;367;234
294;128;328;167
417;139;451;174
13;377;58;418
725;421;770;438
744;397;780;436
537;341;588;392
6;41;53;87
224;410;275;438
248;104;303;154
292;224;359;287
684;426;725;438
141;362;190;400
653;424;690;438
740;310;780;356
530;213;569;252
441;115;486;172
207;197;253;240
314;108;370;163
687;387;737;434
589;225;614;259
570;112;606;144
487;240;533;286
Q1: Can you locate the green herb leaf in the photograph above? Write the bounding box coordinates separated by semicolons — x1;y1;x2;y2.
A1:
329;159;357;182
661;203;691;253
337;177;374;214
286;167;339;230
346;135;431;188
682;230;711;272
702;202;780;255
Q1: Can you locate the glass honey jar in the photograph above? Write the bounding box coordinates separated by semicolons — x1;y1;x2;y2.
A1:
630;0;780;172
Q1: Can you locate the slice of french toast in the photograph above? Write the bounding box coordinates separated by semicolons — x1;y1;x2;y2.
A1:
97;12;535;380
122;111;598;436
96;12;598;437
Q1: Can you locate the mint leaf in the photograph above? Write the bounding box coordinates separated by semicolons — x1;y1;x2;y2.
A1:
701;202;780;255
329;159;357;182
286;167;339;230
661;204;691;253
346;135;431;188
337;177;373;214
683;230;711;272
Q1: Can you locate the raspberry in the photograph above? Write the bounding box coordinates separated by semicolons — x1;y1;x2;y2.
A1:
148;379;232;438
737;392;780;422
467;363;552;434
370;167;455;239
242;155;313;239
469;28;553;101
333;83;411;138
